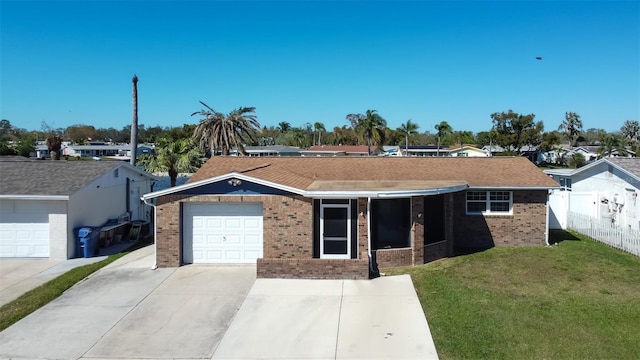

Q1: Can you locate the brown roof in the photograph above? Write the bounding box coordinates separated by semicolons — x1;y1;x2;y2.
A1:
188;156;558;189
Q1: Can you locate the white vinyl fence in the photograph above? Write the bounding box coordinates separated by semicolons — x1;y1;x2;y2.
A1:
567;211;640;257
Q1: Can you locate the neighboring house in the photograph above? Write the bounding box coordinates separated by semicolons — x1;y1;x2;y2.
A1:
230;145;302;157
381;146;403;156
401;145;449;157
398;145;486;157
545;158;640;231
0;157;158;259
445;145;488;157
142;157;558;279
300;145;379;156
63;144;154;158
35;144;50;159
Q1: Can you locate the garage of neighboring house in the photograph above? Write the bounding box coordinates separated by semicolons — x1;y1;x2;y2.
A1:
0;157;157;260
0;200;64;258
183;202;263;264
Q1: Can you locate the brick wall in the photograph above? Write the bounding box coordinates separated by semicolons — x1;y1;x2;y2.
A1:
411;196;425;264
257;258;369;279
453;190;548;249
424;241;450;263
376;248;413;268
155;194;313;267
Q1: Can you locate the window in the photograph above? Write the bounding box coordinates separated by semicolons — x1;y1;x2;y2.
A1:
559;177;572;191
371;198;411;249
466;191;512;215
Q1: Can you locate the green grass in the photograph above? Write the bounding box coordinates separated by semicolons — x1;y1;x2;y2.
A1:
0;238;152;332
387;230;640;359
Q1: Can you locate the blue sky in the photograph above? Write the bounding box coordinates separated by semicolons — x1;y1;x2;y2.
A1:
1;1;638;135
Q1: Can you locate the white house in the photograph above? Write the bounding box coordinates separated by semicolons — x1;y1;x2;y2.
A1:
0;157;158;259
545;158;640;231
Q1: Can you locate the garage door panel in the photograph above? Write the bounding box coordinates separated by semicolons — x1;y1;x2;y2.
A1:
243;250;260;261
185;203;263;264
225;234;242;245
244;218;261;229
223;218;242;229
244;234;261;245
0;222;49;258
224;250;242;261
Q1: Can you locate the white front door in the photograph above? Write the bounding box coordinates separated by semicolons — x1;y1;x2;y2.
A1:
320;203;350;259
184;203;263;264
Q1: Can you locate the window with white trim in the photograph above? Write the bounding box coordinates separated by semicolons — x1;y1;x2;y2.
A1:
559;177;572;191
466;191;512;215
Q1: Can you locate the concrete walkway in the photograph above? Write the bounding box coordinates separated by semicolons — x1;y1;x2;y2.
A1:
0;241;134;307
0;246;438;360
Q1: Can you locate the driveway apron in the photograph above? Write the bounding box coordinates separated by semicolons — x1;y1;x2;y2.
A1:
84;265;256;359
213;275;439;360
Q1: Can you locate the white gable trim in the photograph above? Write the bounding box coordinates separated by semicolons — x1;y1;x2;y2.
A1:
141;172;306;200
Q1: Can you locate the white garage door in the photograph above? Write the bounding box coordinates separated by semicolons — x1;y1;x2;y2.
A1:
0;201;50;258
184;203;263;264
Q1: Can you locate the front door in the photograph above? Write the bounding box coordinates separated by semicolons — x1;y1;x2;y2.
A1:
320;203;350;259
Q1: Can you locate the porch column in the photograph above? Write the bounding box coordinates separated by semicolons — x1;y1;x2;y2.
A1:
412;196;425;265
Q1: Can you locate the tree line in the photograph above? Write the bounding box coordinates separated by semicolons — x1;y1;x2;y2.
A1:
2;109;638;156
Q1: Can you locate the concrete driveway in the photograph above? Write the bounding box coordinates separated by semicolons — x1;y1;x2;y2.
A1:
0;247;438;360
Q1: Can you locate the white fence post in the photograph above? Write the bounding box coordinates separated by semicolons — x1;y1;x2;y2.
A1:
566;211;640;257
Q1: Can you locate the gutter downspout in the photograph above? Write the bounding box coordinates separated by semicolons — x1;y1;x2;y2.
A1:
367;197;372;258
142;197;158;269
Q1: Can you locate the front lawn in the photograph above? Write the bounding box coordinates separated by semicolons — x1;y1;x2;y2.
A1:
388;230;640;359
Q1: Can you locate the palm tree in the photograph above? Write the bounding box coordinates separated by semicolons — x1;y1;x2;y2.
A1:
398;119;419;155
558;112;583;148
355;110;387;155
313;122;325;146
598;134;626;159
434;121;452;156
289;128;310;148
191;101;260;156
139;137;203;187
277;121;291;133
45;134;63;160
620;120;640;144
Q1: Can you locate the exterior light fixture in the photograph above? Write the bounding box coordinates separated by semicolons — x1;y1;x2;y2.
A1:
228;178;242;187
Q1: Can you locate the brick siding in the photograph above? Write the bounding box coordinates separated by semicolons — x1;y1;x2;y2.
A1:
453;190;548;249
154;189;547;276
257;258;369;279
375;248;413;268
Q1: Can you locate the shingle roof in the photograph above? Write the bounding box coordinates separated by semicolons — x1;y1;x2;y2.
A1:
0;158;123;196
607;158;640;180
188;156;558;189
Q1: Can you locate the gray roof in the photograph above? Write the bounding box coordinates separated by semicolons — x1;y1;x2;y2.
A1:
243;145;301;153
1;158;125;196
607;158;640;180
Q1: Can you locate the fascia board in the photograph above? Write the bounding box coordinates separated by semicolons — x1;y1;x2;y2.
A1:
0;195;69;201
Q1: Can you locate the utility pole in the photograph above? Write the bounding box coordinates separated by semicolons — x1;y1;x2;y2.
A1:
130;74;138;165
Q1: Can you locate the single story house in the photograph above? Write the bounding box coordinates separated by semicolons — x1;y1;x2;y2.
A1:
0;157;157;259
142;157;558;279
300;145;380;156
230;145;302;157
545;158;640;230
